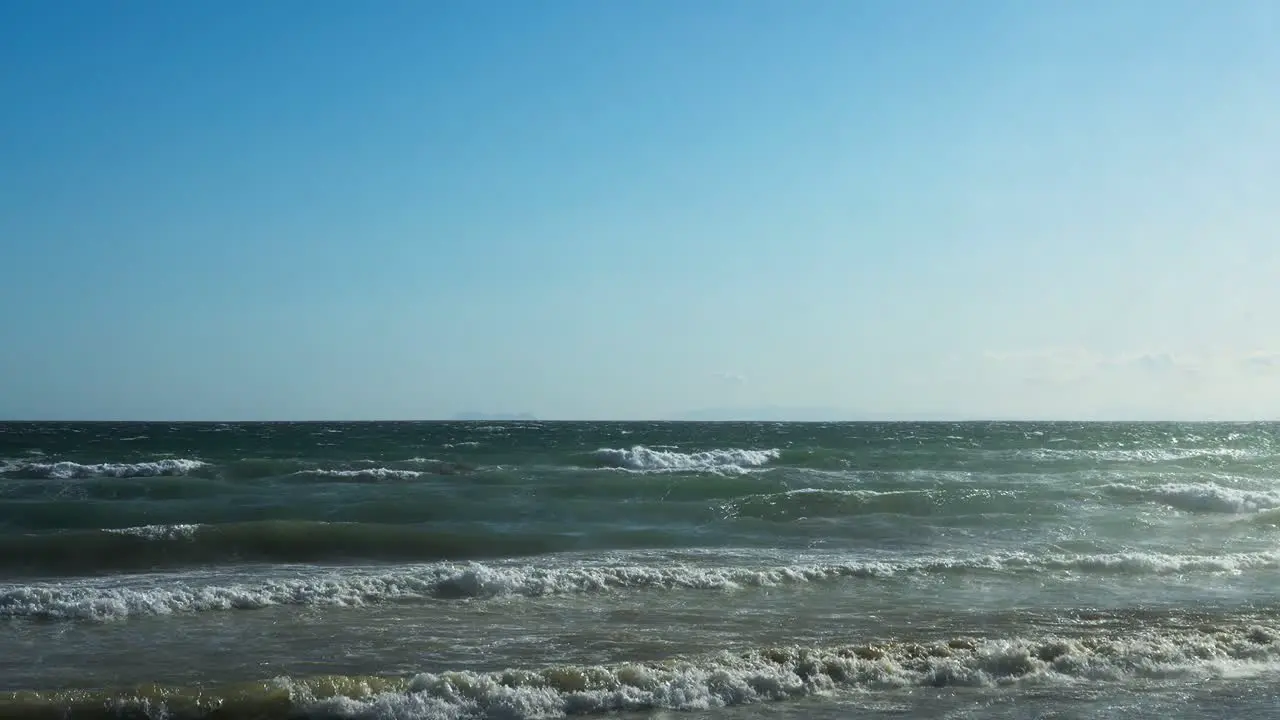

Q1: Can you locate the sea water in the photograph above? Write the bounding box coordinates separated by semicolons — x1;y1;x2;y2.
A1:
3;421;1280;718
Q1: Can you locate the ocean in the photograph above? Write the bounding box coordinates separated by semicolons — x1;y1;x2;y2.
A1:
3;421;1280;719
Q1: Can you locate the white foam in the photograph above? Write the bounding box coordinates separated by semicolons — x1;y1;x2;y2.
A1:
594;446;781;474
291;626;1280;718
1152;483;1280;513
1029;549;1280;574
1106;482;1280;513
6;549;1276;622
1020;447;1266;465
5;458;208;479
102;524;201;541
298;468;426;482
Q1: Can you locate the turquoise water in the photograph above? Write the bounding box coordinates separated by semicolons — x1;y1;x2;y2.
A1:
3;421;1280;718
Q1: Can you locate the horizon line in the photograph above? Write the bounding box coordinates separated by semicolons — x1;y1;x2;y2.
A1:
1;417;1278;424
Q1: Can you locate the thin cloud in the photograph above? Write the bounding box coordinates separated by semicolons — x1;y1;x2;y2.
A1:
1241;352;1280;374
984;348;1274;381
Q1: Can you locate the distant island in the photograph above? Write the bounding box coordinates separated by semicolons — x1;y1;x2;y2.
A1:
450;412;539;421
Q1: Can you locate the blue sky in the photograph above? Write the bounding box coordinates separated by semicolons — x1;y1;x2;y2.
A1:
1;0;1277;420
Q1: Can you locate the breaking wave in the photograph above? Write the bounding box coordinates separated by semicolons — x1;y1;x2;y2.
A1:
1104;482;1280;513
288;468;428;483
6;623;1280;718
7;549;1279;621
0;458;208;479
593;446;781;474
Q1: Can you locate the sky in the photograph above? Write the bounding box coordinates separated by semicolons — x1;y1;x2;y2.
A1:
1;0;1277;421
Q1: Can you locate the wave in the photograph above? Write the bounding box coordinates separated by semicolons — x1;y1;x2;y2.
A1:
0;458;208;479
1251;508;1280;526
593;446;781;474
286;468;429;483
0;522;686;576
1103;482;1280;513
102;524;200;540
720;487;1064;520
0;457;471;484
0;462;471;505
1014;446;1277;468
7;549;1277;621
6;623;1280;718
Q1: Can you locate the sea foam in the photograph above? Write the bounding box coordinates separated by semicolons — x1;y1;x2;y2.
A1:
102;524;201;541
6;549;1276;622
1105;481;1280;513
292;468;427;482
0;458;208;479
11;624;1280;718
594;446;780;474
301;627;1280;718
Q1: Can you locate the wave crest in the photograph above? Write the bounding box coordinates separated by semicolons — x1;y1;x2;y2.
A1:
593;446;780;474
7;624;1280;718
102;524;201;541
1105;482;1280;513
0;458;208;479
290;468;427;483
7;549;1276;621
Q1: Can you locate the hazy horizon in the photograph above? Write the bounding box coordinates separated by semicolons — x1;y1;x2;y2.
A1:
3;411;1277;423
